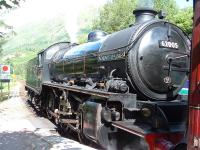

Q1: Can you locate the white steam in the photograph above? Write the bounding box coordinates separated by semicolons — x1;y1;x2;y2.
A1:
3;0;108;43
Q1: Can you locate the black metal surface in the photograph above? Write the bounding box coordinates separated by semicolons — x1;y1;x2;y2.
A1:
26;57;40;91
43;82;116;98
42;43;69;81
82;101;102;140
99;25;139;52
47;19;189;101
25;84;40;95
25;8;189;149
127;21;190;100
133;8;158;24
112;120;185;136
135;101;187;129
87;30;108;42
51;43;76;63
112;121;150;137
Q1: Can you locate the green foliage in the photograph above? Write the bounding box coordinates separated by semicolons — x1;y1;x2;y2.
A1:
0;20;13;55
0;0;23;9
2;16;70;55
154;0;179;21
91;0;192;35
77;7;99;43
172;7;193;35
0;39;6;55
0;15;70;79
136;0;154;8
93;0;137;33
77;31;89;44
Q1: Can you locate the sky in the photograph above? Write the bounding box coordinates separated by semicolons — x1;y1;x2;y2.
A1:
176;0;193;8
2;0;193;43
4;0;108;42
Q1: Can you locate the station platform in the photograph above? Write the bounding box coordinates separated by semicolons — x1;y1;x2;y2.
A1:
0;128;95;150
0;82;95;150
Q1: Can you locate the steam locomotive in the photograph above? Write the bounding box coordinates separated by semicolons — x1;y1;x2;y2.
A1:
25;8;190;149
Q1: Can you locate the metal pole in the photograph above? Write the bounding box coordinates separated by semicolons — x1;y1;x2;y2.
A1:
8;82;10;99
0;81;2;101
188;0;200;149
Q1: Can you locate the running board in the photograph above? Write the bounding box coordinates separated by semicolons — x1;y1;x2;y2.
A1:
43;82;120;98
112;121;151;138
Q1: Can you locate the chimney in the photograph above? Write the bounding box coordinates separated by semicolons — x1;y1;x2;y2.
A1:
133;8;158;24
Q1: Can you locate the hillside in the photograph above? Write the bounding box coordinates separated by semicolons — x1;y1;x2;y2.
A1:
1;15;70;79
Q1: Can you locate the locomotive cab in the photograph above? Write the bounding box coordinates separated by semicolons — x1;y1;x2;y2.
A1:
26;42;72;94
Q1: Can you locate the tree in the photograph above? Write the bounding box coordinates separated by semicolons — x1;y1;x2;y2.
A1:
77;7;99;43
0;0;23;9
0;21;14;55
154;0;179;21
172;7;193;35
136;0;154;8
92;0;137;33
0;0;24;55
154;0;193;35
91;0;192;35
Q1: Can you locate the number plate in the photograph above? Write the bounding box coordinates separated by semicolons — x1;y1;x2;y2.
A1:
159;40;179;49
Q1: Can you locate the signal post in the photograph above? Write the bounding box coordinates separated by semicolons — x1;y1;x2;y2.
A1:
0;65;11;100
188;0;200;149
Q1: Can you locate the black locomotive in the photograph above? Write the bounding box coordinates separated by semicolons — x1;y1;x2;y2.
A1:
26;8;190;150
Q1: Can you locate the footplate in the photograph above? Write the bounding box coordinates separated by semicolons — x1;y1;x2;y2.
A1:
112;121;151;137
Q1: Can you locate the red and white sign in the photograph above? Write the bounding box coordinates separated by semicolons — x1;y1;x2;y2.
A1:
0;65;10;81
1;65;10;74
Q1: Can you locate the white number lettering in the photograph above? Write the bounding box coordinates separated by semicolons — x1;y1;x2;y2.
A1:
160;41;179;49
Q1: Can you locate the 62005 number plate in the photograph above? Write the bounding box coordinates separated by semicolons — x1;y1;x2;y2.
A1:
159;40;179;49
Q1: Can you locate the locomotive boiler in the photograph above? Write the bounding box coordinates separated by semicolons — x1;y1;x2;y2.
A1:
50;9;189;101
25;8;190;150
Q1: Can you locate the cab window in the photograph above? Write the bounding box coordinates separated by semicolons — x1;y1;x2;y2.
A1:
38;54;42;67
